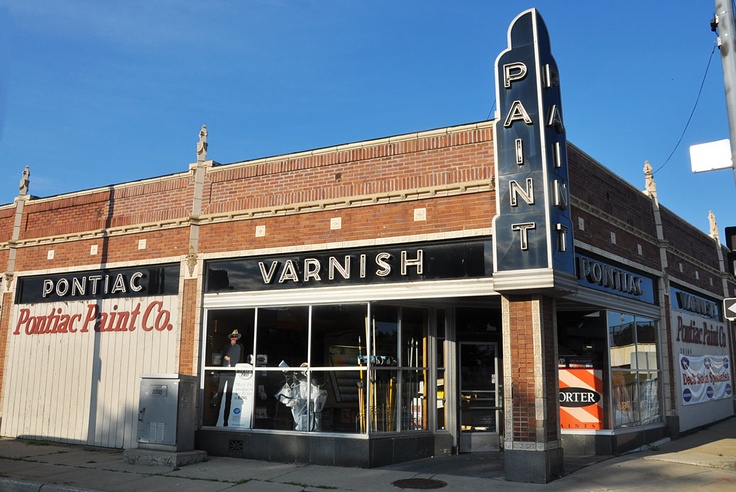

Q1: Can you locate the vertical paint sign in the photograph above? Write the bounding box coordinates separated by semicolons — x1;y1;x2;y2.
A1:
492;9;575;291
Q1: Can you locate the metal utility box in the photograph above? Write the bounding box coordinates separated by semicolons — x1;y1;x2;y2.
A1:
137;374;197;452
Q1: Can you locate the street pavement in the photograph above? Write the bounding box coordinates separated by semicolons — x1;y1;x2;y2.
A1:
0;416;735;491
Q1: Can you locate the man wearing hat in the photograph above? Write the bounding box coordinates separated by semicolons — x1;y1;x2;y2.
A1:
214;329;243;426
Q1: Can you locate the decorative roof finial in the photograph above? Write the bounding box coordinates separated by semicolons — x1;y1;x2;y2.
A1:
186;244;198;277
197;125;208;163
709;210;719;242
643;160;656;196
19;166;30;197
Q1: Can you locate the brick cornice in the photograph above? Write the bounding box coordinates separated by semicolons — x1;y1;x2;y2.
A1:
0;179;493;248
572;196;657;244
201;179;493;224
213;121;495;176
573;197;725;281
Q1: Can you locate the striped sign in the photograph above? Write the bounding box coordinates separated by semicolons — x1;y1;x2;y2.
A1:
559;369;603;430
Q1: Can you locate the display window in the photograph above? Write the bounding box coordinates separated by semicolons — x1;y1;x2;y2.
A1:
558;310;661;431
608;311;661;428
435;309;446;430
201;303;431;434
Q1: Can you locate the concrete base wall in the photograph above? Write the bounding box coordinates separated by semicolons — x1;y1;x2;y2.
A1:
195;430;436;468
504;447;564;483
433;431;454;457
562;424;668;456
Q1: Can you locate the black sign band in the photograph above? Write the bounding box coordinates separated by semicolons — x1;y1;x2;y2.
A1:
205;239;492;293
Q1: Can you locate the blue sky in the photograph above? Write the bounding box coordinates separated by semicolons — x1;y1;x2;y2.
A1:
0;1;734;241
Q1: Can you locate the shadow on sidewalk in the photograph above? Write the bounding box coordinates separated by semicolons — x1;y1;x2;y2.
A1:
380;451;612;479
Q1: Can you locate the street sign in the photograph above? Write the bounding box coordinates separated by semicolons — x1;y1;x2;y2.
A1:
724;298;736;321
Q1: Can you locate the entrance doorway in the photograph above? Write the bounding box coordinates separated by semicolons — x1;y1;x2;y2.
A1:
459;342;500;452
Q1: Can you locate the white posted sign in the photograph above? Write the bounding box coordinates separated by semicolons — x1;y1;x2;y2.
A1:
690;139;733;173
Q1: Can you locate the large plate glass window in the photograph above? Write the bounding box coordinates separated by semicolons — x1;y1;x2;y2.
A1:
201;302;433;435
202;309;255;428
608;312;661;428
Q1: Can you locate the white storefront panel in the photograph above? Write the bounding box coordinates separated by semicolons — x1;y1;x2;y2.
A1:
1;265;180;449
670;286;733;432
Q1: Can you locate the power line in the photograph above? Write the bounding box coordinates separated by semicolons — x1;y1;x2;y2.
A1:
485;42;715;175
653;43;717;174
486;99;496;121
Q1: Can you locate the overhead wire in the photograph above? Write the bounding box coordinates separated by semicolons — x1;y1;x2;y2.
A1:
485;24;717;176
486;99;496;121
653;41;718;174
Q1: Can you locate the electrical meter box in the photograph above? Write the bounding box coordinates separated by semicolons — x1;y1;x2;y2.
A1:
137;374;197;452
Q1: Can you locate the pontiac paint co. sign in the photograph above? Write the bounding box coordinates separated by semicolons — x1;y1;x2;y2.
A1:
13;264;180;336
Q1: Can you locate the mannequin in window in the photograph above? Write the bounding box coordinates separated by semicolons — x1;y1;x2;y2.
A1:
212;329;243;426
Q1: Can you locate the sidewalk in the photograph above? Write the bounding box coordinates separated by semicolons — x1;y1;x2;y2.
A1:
0;417;734;491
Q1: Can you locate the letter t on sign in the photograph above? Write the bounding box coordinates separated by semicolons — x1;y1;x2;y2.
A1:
512;222;536;250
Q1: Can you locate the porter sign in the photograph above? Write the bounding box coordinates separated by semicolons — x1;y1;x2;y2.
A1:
492;9;576;292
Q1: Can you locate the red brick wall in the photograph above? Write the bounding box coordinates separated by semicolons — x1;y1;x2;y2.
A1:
3;132;732;294
179;278;198;376
20;177;193;240
567;144;736;297
506;295;559;444
0;207;14;242
4;126;495;273
568;147;654;231
661;209;724;293
199;193;494;254
12;228;190;272
205;129;494;216
568;146;662;271
0;291;13;404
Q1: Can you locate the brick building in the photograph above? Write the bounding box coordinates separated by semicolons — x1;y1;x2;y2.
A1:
0;9;734;484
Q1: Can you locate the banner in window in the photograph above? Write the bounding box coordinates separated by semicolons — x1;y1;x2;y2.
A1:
679;354;732;405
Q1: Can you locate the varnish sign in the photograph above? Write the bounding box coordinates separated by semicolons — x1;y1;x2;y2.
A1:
492;9;576;293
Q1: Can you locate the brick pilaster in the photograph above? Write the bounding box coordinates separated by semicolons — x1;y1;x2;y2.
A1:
0;291;14;408
502;293;562;482
178;277;199;376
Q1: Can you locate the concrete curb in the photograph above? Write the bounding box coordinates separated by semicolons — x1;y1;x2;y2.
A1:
0;478;98;492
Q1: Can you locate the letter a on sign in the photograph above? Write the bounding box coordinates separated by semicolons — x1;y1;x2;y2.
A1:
503;101;533;127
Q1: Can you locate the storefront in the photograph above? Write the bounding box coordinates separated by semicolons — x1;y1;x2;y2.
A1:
195;239;501;465
1;8;734;484
558;252;665;454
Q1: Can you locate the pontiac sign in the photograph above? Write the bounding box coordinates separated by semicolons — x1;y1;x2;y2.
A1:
16;264;180;304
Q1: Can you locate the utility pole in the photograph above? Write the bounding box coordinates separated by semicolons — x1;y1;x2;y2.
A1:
714;0;736;186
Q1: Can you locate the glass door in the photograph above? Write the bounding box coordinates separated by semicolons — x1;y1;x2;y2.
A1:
459;342;499;452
